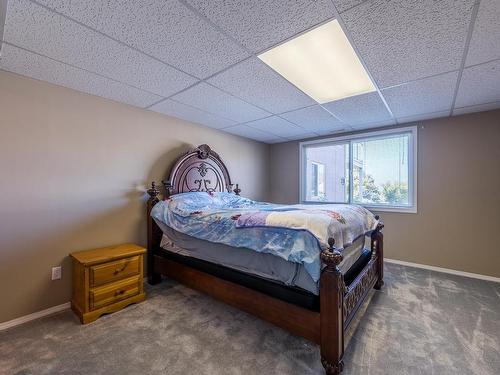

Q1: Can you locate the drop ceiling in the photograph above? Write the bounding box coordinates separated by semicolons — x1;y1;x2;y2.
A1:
1;0;499;144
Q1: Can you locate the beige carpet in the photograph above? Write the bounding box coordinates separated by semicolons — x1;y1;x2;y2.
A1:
1;263;499;375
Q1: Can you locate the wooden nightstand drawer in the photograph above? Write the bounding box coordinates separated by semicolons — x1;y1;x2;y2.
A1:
90;275;141;310
90;256;140;287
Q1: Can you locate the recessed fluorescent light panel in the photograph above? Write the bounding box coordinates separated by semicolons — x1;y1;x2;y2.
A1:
258;20;375;104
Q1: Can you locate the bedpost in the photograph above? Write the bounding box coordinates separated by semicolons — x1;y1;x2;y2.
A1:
233;183;241;196
161;180;173;198
320;238;344;375
146;182;162;285
371;215;384;290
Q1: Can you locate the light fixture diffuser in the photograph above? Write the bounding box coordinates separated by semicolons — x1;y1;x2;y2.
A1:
258;20;375;104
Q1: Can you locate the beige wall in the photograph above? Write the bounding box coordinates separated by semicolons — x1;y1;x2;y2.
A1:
0;71;270;323
1;68;499;323
270;110;500;278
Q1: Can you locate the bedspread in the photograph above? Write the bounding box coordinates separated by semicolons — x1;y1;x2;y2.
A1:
150;192;378;282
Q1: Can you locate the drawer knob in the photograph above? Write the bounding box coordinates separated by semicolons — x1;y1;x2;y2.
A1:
115;290;125;296
114;264;128;275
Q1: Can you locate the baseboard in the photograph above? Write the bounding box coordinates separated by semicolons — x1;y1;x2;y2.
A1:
0;302;71;331
385;258;500;283
1;261;498;331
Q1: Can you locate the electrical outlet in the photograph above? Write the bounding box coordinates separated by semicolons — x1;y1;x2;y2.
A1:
52;266;62;280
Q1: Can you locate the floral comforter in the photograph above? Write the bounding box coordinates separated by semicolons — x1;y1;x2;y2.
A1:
150;192;378;282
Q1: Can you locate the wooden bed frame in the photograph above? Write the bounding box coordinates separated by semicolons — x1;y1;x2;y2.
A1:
146;144;384;375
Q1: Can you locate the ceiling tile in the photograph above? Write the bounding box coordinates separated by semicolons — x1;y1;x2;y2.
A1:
284;133;318;141
323;92;392;125
223;125;283;143
455;60;500;108
171;83;271;123
0;43;161;108
149;99;237;129
341;0;475;88
185;0;335;53
266;139;288;144
350;119;396;129
4;0;119;71
333;0;368;13
101;48;198;98
280;105;346;133
382;72;458;118
36;0;103;29
396;111;449;125
207;58;315;114
453;101;500;116
4;0;197;97
465;0;500;66
245;116;309;138
38;0;250;79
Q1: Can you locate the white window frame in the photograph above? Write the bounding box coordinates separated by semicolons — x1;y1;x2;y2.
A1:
299;126;418;213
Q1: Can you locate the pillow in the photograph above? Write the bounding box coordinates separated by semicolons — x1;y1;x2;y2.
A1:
167;191;257;215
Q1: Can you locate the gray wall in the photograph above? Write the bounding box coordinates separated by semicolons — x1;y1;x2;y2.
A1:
0;71;270;323
270;110;500;278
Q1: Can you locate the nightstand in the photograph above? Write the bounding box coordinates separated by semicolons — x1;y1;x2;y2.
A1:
70;243;146;324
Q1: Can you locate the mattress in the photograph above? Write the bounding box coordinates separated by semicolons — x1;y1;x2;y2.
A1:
156;221;367;295
151;192;378;283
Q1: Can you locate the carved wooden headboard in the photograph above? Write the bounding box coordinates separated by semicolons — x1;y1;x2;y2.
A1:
161;144;241;198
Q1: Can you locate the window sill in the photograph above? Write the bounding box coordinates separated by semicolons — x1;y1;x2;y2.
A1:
364;205;417;214
300;201;417;214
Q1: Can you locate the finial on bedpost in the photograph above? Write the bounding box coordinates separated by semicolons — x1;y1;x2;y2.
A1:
233;184;241;196
161;180;173;199
321;237;343;269
147;182;160;202
373;215;384;232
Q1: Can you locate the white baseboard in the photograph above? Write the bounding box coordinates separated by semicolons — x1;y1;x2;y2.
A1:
0;302;70;331
385;258;500;283
1;261;498;331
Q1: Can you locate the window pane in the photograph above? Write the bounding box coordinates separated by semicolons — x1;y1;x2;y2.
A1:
304;143;349;202
352;134;410;206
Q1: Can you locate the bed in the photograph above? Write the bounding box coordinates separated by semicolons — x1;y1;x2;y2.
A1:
146;144;384;375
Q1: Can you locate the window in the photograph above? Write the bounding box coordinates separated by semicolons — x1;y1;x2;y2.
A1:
300;127;417;213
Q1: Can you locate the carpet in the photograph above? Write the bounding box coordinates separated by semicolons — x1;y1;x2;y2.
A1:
1;263;499;375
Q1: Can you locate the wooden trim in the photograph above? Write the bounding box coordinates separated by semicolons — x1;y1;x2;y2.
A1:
72;293;145;324
343;257;378;329
154;255;321;343
161;144;239;197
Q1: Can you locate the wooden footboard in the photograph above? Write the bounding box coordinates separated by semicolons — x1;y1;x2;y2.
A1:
319;221;384;375
146;183;384;375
